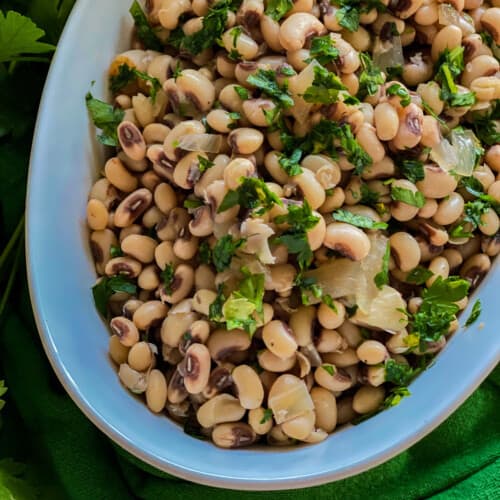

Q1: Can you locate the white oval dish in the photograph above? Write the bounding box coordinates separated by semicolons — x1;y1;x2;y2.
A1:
27;0;500;491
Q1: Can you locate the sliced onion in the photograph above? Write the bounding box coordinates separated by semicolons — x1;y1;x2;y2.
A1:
439;5;475;36
288;61;319;123
373;34;404;73
178;133;222;153
240;218;276;265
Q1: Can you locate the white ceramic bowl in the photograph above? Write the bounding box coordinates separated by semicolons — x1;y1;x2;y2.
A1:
27;0;500;491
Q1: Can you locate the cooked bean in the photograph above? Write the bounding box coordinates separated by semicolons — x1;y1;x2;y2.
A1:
133;301;168;330
197;394;246;428
314;364;354;392
279;13;326;51
212;423;257;448
145;369;168;413
374;102;399;141
390;232;421;271
317;301;345;330
87;199;109;231
324;222;371;261
352;386;385;414
110;317;139;347
311;387;337;433
109;334;130;364
114;188;153;228
232;365;264;409
128;341;154;371
207;329;252;362
262;320;298;359
356;340;388;365
180;343;211;394
228;127;264;155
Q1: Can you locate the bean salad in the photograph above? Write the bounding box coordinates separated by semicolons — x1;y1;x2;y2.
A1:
86;0;500;448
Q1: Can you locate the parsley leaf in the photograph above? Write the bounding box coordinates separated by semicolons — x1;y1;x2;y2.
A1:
374;242;390;289
303;65;348;105
472;100;500;146
335;3;360;32
391;186;425;208
338;123;372;175
305;35;340;66
333;209;388;230
218;177;283;215
397;158;425;184
360;184;380;205
279;148;303;176
92;276;137;317
406;266;433;285
260;408;274;424
357;53;384;100
295;274;323;305
0;10;55;63
383;386;411;408
85;92;125;146
246;69;294;108
465;299;481;327
386;83;411;106
265;0;293;21
212;235;245;272
209;285;226;322
199;241;212;265
234;85;249;100
385;359;414;386
183;198;204;209
129;0;164;51
321;364;335;376
110;245;123;258
110;64;161;102
198;156;214;173
161;264;175;295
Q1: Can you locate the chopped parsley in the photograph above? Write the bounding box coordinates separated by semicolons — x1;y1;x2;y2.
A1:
357;53;384;100
109;64;161;102
85;92;125;146
92;276;137;317
384;359;415;386
279;148;303;176
208;285;226;322
234;85;250;100
360;184;380;205
199;241;212;265
465;299;481;327
183;198;204;209
333;209;387;230
396;158;425;184
246;69;294;108
129;0;164;51
198;156;214;173
374;242;390;289
333;0;386;33
260;408;274;424
406;266;433;285
391;186;425;208
383;386;411;409
305;36;340;66
321;364;335;376
161;264;175;295
110;245;123;258
472;100;500;146
212;235;245;272
218;177;283;215
264;0;293;21
386;83;411;106
303;65;349;105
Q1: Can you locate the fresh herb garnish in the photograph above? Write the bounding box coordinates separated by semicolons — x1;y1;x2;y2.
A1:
303;65;348;105
397;158;425;184
360;184;380;205
386;83;411;106
199;241;212;265
279;148;303;176
183;198;204;209
374;242;390;289
357;53;384;99
129;0;164;51
209;285;226;322
406;266;433;285
333;0;386;32
465;299;481;327
333;209;388;230
218;177;283;215
110;64;161;102
391;186;426;208
321;364;335;376
247;69;294;108
85;92;125;146
472;100;500;146
198;156;214;173
385;359;415;386
110;245;123;258
161;264;175;295
92;276;137;317
234;85;250;100
260;408;274;424
264;0;293;20
212;235;245;272
383;386;411;408
305;35;340;66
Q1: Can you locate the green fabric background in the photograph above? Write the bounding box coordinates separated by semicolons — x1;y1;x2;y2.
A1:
0;1;498;498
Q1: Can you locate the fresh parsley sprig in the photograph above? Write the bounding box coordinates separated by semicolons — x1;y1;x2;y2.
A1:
129;0;164;51
303;65;349;105
85;93;125;146
246;69;294;108
110;64;161;102
333;209;388;230
92;276;137;317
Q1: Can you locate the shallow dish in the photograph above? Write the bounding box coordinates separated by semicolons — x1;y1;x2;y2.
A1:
27;0;500;490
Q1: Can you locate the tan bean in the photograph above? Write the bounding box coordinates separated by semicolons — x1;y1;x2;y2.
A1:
322;348;359;367
248;407;274;435
180;343;211;394
417;165;458;199
207;329;251;362
197;394;246;428
121;234;157;263
431;25;463;61
317;301;345;330
390;232;421;271
87;199;109;231
481;8;500;45
154;183;177;215
374;102;399;141
114;188;153;228
314;364;354;392
212;423;257;448
110;316;139;347
289;305;315;346
232;365;264;410
258;349;296;372
281;410;316;441
279;13;326;51
128;341;154;371
117;121;146;161
311;387;337;433
133;301;168;330
324;222;371;261
352;386;385;414
356;340;388;365
162;311;199;347
146;369;168;413
109;334;130;364
262;320;298;360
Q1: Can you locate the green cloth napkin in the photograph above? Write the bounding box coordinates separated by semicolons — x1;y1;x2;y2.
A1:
0;280;498;499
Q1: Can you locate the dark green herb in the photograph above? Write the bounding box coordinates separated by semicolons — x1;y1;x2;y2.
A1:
199;241;212;265
321;364;335;376
406;266;433;285
472;100;500;146
374;242;390;289
385;359;415;386
397;158;425;184
85;93;125;146
110;245;123;258
247;69;294;108
465;299;481;327
333;0;386;32
303;65;348;105
183;198;204;209
386;83;411;106
129;0;164;51
92;276;137;317
333;209;388;230
161;264;175;295
212;235;245;272
391;186;426;208
279;148;303;176
305;36;340;66
234;85;250;100
382;386;411;408
109;64;161;102
208;285;226;322
198;156;215;173
264;0;294;20
357;53;384;99
260;408;274;424
360;184;380;205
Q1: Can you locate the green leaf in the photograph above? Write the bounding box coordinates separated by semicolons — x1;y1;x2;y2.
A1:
333;209;387;230
303;65;348;105
385;359;414;386
305;35;340;66
465;299;481;327
277;233;314;271
406;266;433;285
321;364;335;376
295;274;323;305
397;158;425;184
0;10;55;63
109;64;161;102
234;85;249;100
199;241;212;265
129;0;164;51
0;458;38;499
391;186;425;208
92;276;137;317
357;52;384;99
110;245;123;258
161;264;175;295
472;100;500;146
360;184;380;205
336;5;360;32
264;0;293;21
374;242;390;289
183;198;204;209
85;92;125;146
259;408;273;424
198;156;214;173
278;149;303;176
383;386;411;408
386;83;411;106
208;285;226;322
247;69;294;108
212;235;245;272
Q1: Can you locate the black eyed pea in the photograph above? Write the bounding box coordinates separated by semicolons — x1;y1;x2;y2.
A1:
268;374;314;424
319;187;345;213
155;241;180;271
421;115;442;148
89;178;120;209
473;164;496;191
461;55;499;88
267;425;296;446
194;264;217;291
133;300;169;330
138;265;160;291
179;320;211;355
337;320;363;348
157;0;191;29
352;386;385;414
167;369;189;404
121;234;157;263
289;305;315;347
157;207;190;242
232;365;265;410
314;364;354;392
147;145;175;182
306;213;326;251
417;165;458;199
193;159;227;199
189;206;215;238
485;145;500;173
197;394;246;428
481;234;500;257
310;386;337;433
161;311;199;347
117;121;147;162
202;365;234;399
141;171;163;193
362;365;386;387
403;53;434;87
248;407;274;435
154;183;177;215
356;340;389;365
110;316;140;347
104;157;138;193
173;232;199;261
262;320;298;360
279;13;327;52
122;299;144;319
218;84;247;114
216;54;237;80
303;428;329;444
179;343;211;394
392;103;424;150
228;127;264;155
175;69;216;113
390;179;421;222
317;300;345;330
163;120;206;162
119;224;142;243
416;235;444;263
260;15;284;52
336;396;356;424
242;98;277;127
207;329;252;362
206;109;238;133
205;180;240;225
128;341;154;372
389;232;421;272
109;335;130;365
105;256;142;278
315;329;347;354
478;208;500;236
374;102;400;142
266;264;296;296
173;152;206;190
322;348;360;368
296;351;312;378
212;423;257;449
281;410;316;441
431;25;463;61
87;199;109;231
264;151;290;184
386;329;410;354
433;192;464;226
118;150;150;174
324;222;371;261
222;28;259;60
223;158;256;191
418;198;438;219
131;94;156;128
115;94;131;109
342;25;371;52
143;123;170;145
145;369;168;413
487;181;500;202
257;349;296;373
192;289;218;316
114;188;153;228
160;264;195;304
481;8;500;45
118;364;148;394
